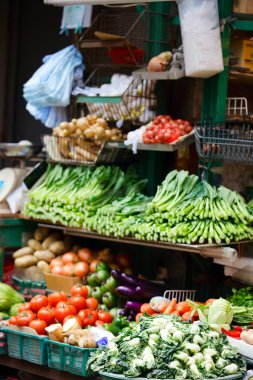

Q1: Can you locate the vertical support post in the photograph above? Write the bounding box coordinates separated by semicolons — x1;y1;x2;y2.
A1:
201;0;233;123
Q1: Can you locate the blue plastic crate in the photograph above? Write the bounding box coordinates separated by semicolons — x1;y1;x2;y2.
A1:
3;328;47;364
47;340;96;376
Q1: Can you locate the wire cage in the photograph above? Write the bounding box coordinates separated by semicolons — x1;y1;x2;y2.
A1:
195;119;253;163
76;66;157;125
78;5;170;68
43;135;137;166
226;97;248;118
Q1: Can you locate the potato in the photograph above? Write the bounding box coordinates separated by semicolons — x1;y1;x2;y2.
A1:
13;247;34;259
59;121;70;129
28;239;42;251
15;255;38;268
34;227;50;242
76;117;90;131
49;241;68;255
96;118;108;129
34;250;55;263
42;233;62;249
37;260;50;273
84;128;95;139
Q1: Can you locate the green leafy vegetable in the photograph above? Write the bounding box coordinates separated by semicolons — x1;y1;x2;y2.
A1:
87;314;246;379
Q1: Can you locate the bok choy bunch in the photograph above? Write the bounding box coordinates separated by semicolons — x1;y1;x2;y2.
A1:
87;314;246;379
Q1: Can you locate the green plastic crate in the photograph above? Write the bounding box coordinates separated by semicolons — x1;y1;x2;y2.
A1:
3;328;47;364
47;340;96;376
13;276;47;297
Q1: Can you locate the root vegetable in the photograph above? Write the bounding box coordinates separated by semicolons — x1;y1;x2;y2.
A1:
63;317;81;333
15;255;38;268
34;250;55;263
147;56;168;72
49;241;68;255
28;239;42;251
241;330;253;345
37;261;50;273
34;227;50;241
13;247;34;259
46;323;63;342
42;233;62;250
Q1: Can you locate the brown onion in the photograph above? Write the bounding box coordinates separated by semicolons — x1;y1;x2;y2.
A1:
147;56;167;72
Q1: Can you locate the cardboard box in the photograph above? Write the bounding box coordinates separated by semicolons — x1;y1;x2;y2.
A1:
230;38;253;71
233;0;253;14
45;273;80;293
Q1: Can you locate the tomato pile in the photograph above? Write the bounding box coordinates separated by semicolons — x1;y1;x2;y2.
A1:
50;248;131;279
9;285;113;335
142;115;192;144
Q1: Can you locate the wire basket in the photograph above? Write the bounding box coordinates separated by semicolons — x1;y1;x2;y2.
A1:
76;66;157;125
43;135;137;166
164;290;196;302
79;6;170;68
226;97;248;118
195;120;253;163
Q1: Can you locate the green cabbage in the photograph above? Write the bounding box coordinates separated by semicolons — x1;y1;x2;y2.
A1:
198;298;233;331
0;283;24;311
9;303;23;316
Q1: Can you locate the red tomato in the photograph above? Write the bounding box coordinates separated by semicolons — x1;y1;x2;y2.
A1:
70;284;89;298
18;303;31;312
85;297;99;310
50;257;63;270
62;252;79;265
95;320;104;326
29;295;48;313
98;310;113;323
16;311;35;326
181;311;198;322
55;304;77;323
48;291;67;307
205;298;217;305
61;264;75;277
176;302;191;315
9;316;17;325
78;248;93;263
78;309;97;327
74;262;90;278
37;307;55;325
50;265;63;275
68;295;87;311
90;259;100;273
29;319;47;335
140;303;154;315
55;301;68;308
135;312;143;322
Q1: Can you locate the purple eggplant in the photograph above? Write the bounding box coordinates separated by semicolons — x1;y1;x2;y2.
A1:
119;308;129;317
121;273;167;291
129;310;137;316
127;314;135;321
135;285;163;299
116;286;147;301
125;301;142;313
111;270;122;281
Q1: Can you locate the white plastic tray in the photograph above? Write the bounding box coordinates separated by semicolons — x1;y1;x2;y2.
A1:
99;371;243;380
227;336;253;361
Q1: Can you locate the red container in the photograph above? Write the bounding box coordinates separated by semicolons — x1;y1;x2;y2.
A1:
108;47;145;65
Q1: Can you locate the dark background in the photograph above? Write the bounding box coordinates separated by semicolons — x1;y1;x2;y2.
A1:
0;0;71;143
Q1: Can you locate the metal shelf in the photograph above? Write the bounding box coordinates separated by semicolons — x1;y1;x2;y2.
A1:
132;68;184;81
17;216;251;254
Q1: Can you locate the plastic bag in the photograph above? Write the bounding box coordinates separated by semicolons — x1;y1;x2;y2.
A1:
23;45;83;128
177;0;223;78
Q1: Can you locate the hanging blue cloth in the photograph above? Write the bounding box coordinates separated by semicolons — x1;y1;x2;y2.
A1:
23;45;83;128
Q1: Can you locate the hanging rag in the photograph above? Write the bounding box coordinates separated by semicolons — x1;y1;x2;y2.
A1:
23;45;84;128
